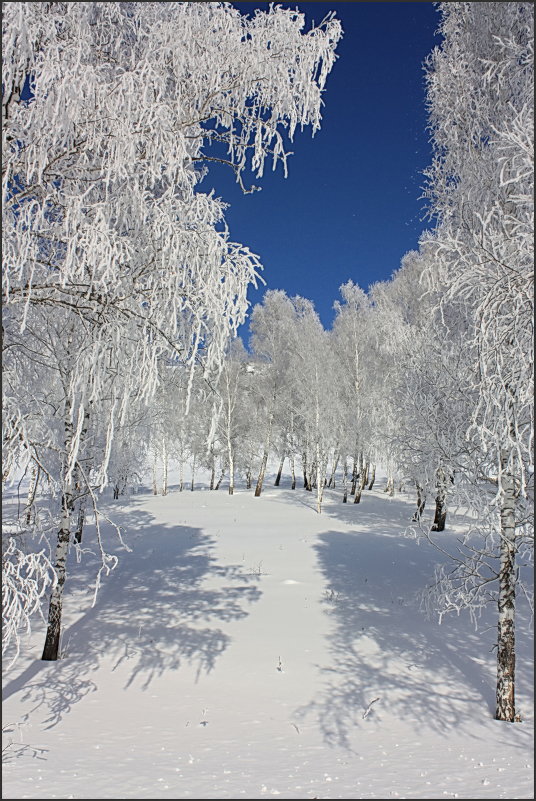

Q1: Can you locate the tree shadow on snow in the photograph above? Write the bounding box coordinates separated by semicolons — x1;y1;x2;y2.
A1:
288;486;534;750
2;502;262;729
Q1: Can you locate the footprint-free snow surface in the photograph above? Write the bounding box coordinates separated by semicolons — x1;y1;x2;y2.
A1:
2;473;534;799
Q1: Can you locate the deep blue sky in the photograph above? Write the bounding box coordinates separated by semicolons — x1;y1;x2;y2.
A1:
200;1;442;336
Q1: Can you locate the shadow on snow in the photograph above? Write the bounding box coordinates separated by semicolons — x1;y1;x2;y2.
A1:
271;483;533;750
2;500;262;730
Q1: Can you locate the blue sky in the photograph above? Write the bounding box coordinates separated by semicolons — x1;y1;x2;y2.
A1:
200;1;442;335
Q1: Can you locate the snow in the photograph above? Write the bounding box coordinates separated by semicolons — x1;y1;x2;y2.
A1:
2;471;534;799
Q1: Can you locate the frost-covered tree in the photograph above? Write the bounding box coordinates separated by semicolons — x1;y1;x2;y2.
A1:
249;290;300;496
331;281;376;504
422;1;534;722
214;339;255;495
2;1;342;661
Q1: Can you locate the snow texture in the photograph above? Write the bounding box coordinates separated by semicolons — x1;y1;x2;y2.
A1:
2;468;533;799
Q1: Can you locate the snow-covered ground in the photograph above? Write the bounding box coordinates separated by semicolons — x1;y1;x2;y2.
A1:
2;471;534;799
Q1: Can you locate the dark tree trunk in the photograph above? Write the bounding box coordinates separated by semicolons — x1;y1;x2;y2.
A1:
350;453;358;495
412;482;426;521
274;454;285;487
74;498;86;544
367;464;376;491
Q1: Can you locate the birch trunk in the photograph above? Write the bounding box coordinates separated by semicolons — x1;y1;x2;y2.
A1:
353;462;368;504
190;454;196;491
73;496;86;544
342;457;348;503
42;407;75;661
315;446;325;514
367;463;376;491
350;452;358;495
327;451;340;488
290;453;296;490
302;451;308;488
228;449;235;495
255;411;274;497
495;457;517;722
25;463;39;525
431;467;448;532
274;454;285;486
254;450;268;497
42;411;75;660
214;468;225;490
209;456;216;490
41;486;72;660
412;482;426;521
152;452;158;495
161;438;168;496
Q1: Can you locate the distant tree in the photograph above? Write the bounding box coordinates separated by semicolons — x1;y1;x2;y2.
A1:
249;290;299;497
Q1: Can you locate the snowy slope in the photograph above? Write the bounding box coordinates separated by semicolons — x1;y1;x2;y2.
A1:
2;473;534;800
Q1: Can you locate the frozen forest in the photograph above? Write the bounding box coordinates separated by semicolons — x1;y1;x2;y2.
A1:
2;2;534;799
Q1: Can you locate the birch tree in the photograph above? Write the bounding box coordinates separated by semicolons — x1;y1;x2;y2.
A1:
422;1;534;722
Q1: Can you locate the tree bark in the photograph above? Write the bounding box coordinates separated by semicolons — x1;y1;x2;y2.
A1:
342;457;348;503
327;451;340;489
209;456;215;490
353;463;368;504
290;453;296;490
350;452;358;495
255;411;274;497
228;449;235;495
431;467;448;532
190;453;196;491
412;482;426;521
214;468;225;490
384;472;395;495
495;458;517;722
42;406;75;661
73;496;86;544
274;454;285;486
152;451;158;495
161;437;168;496
42;482;73;660
367;463;376;491
25;463;39;525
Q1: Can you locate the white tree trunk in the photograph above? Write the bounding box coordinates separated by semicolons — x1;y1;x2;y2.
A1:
162;437;168;496
42;411;74;661
152;451;158;495
290;453;296;490
495;456;517;722
25;463;39;525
